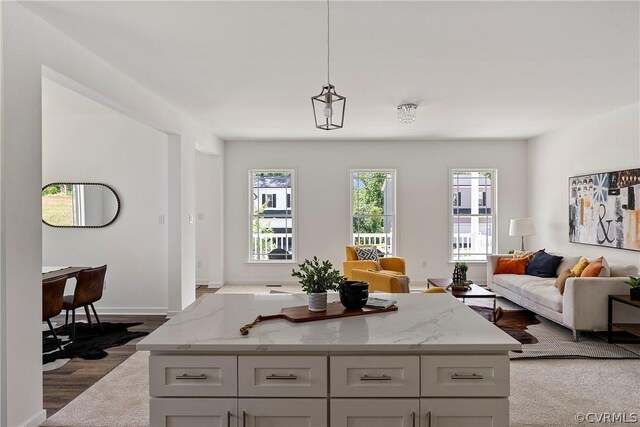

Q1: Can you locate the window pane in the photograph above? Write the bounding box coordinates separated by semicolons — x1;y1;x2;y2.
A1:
351;171;395;256
451;170;496;262
251;171;294;261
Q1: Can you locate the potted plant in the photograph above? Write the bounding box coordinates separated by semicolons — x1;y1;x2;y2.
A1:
624;277;640;300
459;262;469;282
292;257;345;312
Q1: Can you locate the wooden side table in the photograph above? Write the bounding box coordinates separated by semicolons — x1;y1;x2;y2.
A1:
607;295;640;343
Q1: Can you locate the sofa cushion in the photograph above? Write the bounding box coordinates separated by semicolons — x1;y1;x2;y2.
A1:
494;257;528;275
571;257;590;277
493;274;551;295
520;281;563;313
555;269;573;295
610;264;639;277
525;250;564;278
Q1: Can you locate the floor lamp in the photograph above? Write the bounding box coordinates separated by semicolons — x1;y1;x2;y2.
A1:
509;218;536;251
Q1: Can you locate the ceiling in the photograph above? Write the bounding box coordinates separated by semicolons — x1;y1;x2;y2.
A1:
24;1;640;141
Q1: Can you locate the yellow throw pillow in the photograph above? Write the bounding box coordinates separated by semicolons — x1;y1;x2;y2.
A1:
571;257;590;277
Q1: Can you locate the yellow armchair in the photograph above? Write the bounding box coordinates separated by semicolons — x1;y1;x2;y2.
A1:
343;245;409;293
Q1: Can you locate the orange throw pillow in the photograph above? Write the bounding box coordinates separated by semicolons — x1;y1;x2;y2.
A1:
494;257;528;275
581;257;604;277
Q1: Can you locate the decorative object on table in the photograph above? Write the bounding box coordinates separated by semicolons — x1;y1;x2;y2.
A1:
239;302;398;335
365;297;397;309
569;168;640;251
452;262;462;284
397;103;417;124
338;280;369;310
509;218;536;251
458;261;468;282
291;257;345;312
624;277;640;300
311;0;346;130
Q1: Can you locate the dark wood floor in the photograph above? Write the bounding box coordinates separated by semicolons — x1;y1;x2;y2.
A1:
43;286;218;417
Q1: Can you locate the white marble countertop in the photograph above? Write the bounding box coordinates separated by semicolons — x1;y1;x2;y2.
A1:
137;293;521;352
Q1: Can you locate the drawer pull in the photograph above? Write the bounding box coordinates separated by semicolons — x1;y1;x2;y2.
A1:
227;411;231;427
265;374;298;380
451;373;484;380
242;411;247;427
411;411;416;427
175;373;208;380
426;411;431;427
359;374;392;381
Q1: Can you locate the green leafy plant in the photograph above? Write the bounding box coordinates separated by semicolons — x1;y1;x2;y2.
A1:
292;257;345;294
624;277;640;288
458;262;468;274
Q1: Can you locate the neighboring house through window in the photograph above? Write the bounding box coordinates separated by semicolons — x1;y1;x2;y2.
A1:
250;170;294;261
450;169;496;262
351;170;396;256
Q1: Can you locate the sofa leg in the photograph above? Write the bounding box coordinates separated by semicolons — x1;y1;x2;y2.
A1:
573;330;581;342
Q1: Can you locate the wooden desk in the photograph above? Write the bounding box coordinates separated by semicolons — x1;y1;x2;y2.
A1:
42;267;88;281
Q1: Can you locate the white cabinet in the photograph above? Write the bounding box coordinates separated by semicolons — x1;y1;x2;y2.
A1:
149;355;237;397
420;398;509;427
239;398;327;427
330;399;419;427
150;398;237;427
420;355;509;397
238;355;327;397
330;356;420;397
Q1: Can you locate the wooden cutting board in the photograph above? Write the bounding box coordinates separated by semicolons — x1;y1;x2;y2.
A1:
240;302;398;335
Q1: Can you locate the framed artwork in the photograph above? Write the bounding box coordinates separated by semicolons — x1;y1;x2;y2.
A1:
569;168;640;251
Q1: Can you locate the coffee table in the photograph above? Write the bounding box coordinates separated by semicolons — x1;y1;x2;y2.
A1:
427;278;498;322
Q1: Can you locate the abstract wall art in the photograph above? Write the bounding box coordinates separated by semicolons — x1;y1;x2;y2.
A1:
569;168;640;251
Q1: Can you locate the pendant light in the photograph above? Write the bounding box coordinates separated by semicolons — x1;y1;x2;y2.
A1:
311;0;346;130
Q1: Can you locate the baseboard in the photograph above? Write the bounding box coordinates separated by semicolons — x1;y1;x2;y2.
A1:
21;409;46;427
223;280;300;286
196;281;223;288
166;310;180;319
90;307;168;315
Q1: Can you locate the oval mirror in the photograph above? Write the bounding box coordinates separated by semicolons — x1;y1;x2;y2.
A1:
42;183;121;228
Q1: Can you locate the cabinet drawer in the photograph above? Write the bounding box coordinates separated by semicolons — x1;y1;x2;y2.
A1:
331;398;419;427
239;398;327;427
330;356;420;397
150;398;237;427
421;398;509;427
149;355;237;397
238;355;327;397
421;355;509;397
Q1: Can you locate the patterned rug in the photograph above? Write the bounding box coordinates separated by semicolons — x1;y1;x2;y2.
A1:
471;304;640;359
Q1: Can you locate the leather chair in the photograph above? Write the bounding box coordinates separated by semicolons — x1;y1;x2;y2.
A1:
43;276;68;352
344;246;410;293
63;265;107;340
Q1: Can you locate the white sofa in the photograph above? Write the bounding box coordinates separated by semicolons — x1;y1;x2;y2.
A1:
487;254;639;341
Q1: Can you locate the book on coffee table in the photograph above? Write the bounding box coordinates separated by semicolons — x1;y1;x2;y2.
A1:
365;297;397;309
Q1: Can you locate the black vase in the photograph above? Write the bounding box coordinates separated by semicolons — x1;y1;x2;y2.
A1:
339;281;369;310
631;287;640;301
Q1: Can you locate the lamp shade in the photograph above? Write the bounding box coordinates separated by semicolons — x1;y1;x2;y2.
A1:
509;218;536;236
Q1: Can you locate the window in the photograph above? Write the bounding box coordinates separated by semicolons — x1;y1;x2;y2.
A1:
250;170;295;262
450;169;496;262
351;170;396;256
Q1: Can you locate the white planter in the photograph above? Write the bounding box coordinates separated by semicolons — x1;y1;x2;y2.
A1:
308;292;328;312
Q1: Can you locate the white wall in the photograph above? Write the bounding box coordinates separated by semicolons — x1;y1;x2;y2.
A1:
42;79;169;314
528;103;640;266
0;3;215;425
224;140;528;286
196;151;224;286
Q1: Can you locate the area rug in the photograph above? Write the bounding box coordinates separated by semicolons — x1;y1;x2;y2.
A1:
43;322;148;365
470;305;540;346
42;351;640;427
470;305;640;359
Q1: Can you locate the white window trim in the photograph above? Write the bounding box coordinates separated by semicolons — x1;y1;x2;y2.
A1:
448;168;498;264
349;169;397;256
247;169;297;264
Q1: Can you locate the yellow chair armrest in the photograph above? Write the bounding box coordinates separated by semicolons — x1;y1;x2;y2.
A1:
343;260;381;279
379;257;406;274
351;269;409;293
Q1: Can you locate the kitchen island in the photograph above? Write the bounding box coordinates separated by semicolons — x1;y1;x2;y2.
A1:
138;293;520;427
